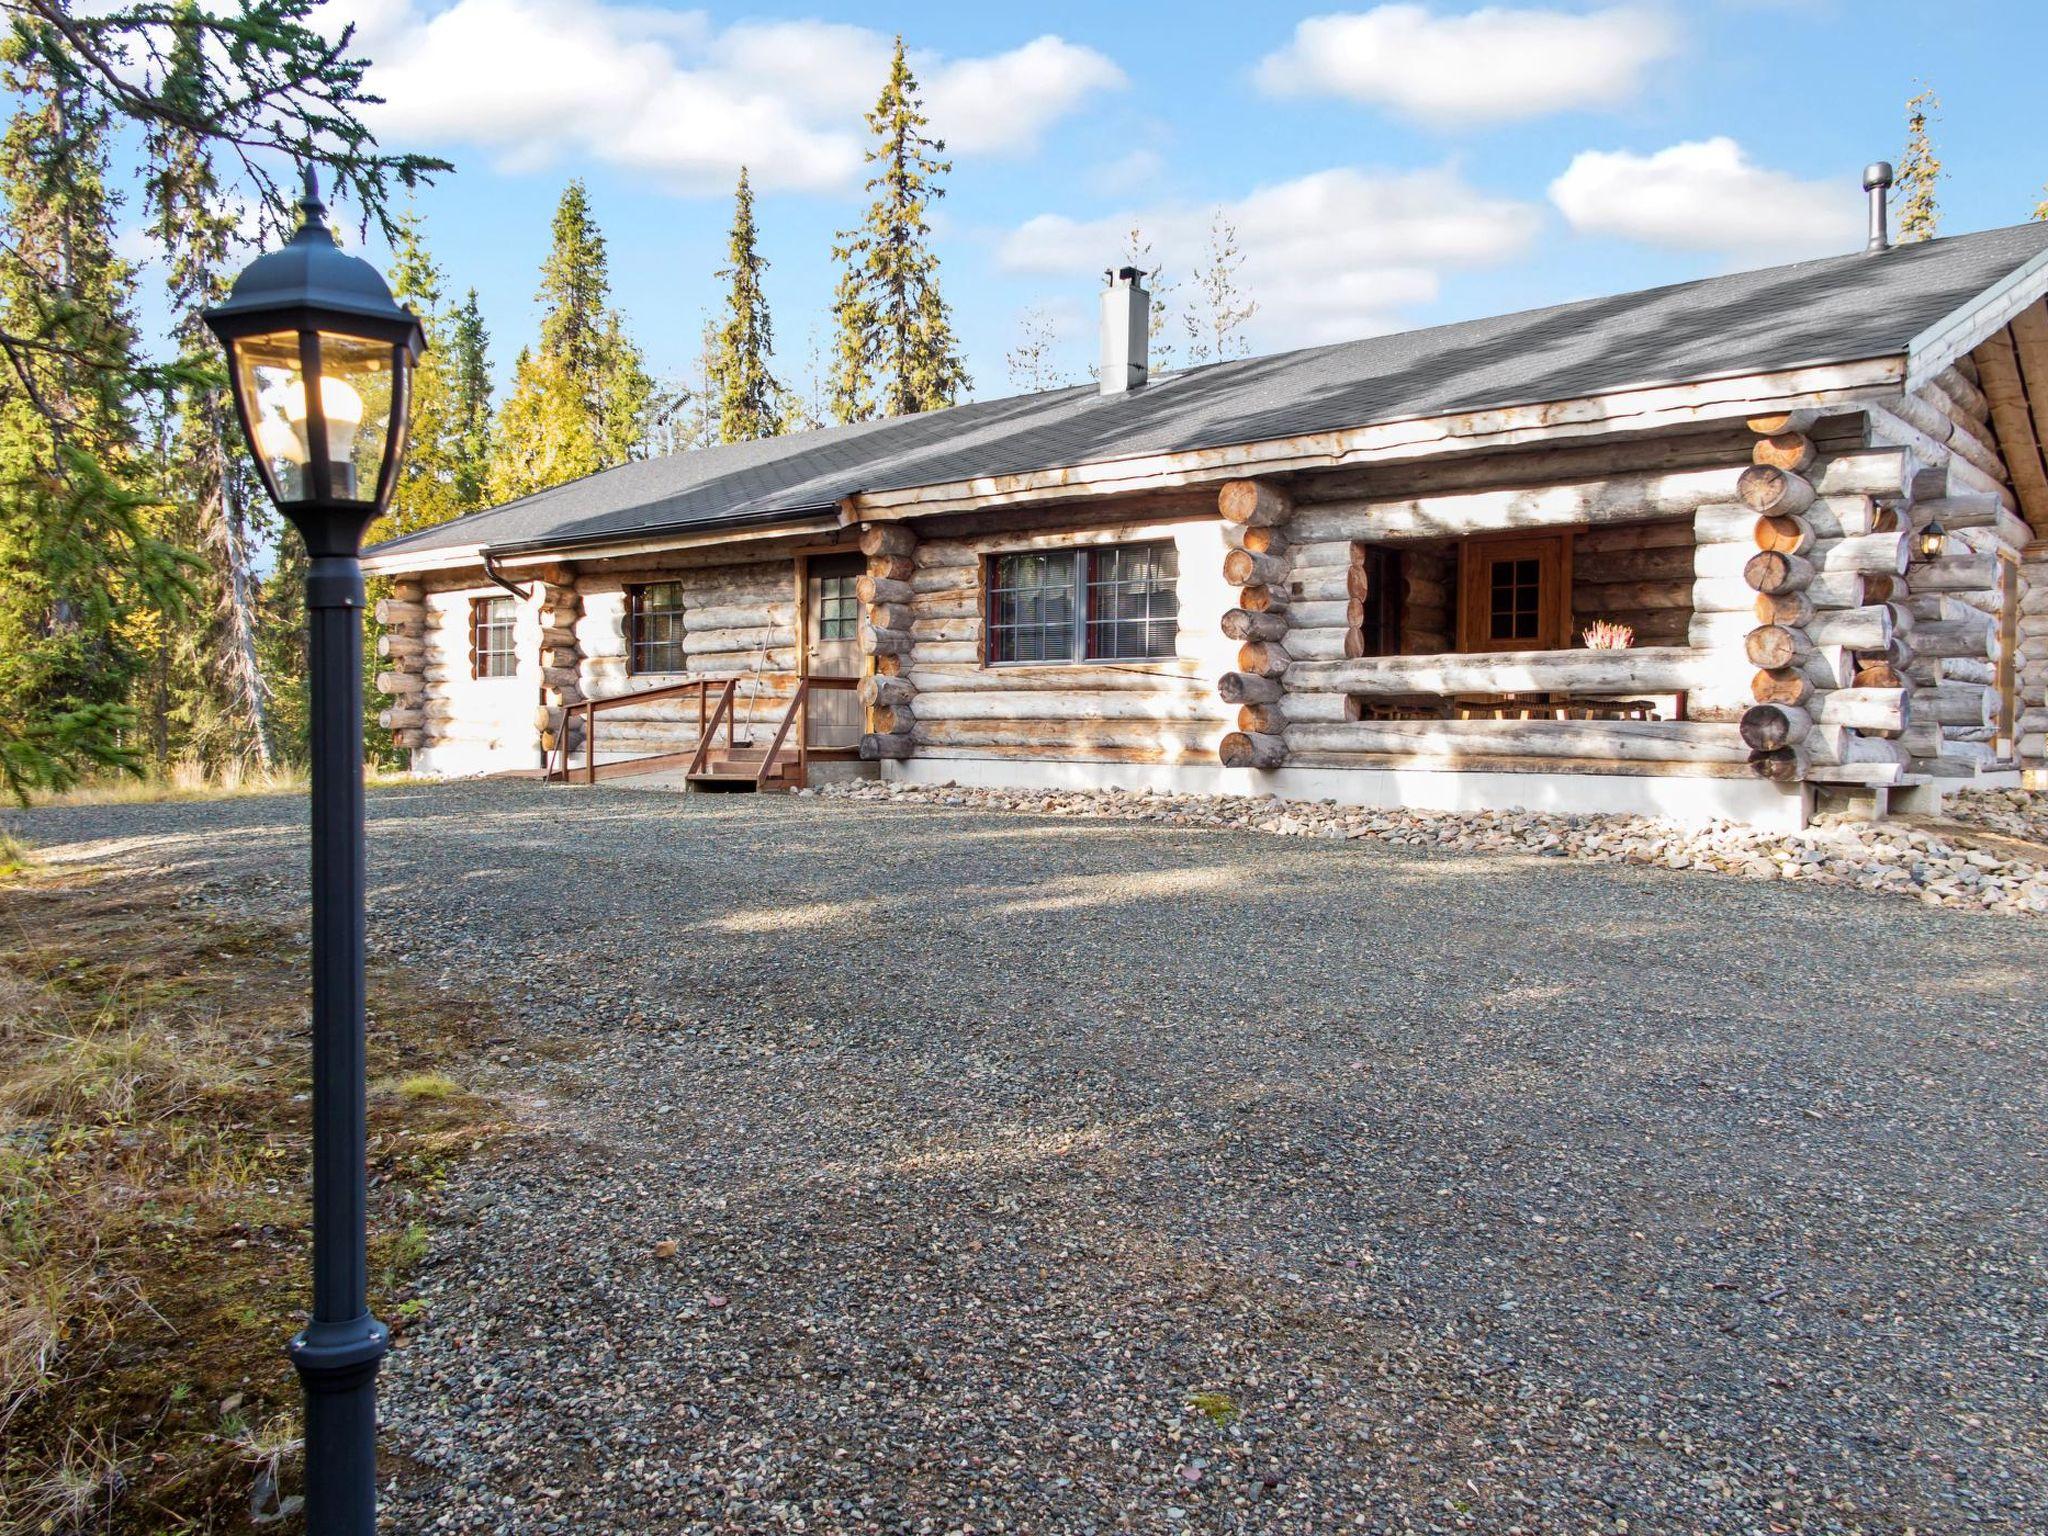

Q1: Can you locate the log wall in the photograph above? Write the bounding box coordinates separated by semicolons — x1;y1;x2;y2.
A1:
574;554;801;758
1878;347;2039;780
412;573;547;772
372;576;427;753
903;516;1234;765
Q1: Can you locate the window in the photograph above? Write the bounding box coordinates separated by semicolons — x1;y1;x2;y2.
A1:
470;596;517;679
816;568;859;641
628;581;686;673
986;543;1179;664
1457;533;1569;653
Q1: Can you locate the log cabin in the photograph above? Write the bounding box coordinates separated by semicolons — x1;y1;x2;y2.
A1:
362;197;2048;830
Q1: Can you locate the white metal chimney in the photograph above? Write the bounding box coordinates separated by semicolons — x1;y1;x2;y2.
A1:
1098;266;1149;396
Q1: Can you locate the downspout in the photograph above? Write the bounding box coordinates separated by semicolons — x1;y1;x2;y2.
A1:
481;548;531;600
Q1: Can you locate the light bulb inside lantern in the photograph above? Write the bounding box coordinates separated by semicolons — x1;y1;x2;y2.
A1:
254;413;309;466
283;375;367;461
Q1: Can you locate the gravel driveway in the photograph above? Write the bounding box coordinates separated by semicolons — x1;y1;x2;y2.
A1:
10;780;2046;1535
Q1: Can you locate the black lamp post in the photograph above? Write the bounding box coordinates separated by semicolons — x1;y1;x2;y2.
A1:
206;168;424;1536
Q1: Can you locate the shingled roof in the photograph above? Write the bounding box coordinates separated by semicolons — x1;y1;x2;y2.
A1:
366;220;2048;563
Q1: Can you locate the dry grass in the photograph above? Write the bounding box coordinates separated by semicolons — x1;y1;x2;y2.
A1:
23;761;427;809
0;848;510;1533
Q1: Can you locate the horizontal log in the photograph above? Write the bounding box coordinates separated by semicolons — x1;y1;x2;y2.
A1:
1751;432;1815;473
374;671;423;696
1751;668;1811;706
856;676;912;710
915;719;1222;751
1737;465;1814;517
686;602;794;631
1907;554;1999;592
1752;591;1814;628
1744;550;1813;595
682;627;787;655
1285;645;1733;696
1237;641;1291;677
1288;461;1892;544
1740;704;1810;750
1289;565;1371;602
1574;519;1696;554
1290;599;1365;629
1571;577;1695;613
1806;605;1897;651
1285;718;1751;763
376;633;424;659
1814;687;1910;733
912;692;1225;723
860;625;912;657
1911;684;1993;728
908;663;1206;694
1285;628;1364;662
857;575;916;606
1218;479;1292;527
378;706;423;730
1814;532;1910;576
1911;614;1993;660
1748;747;1806;782
1218;671;1283;705
1754;513;1813;555
1239;583;1289;614
375;598;425;627
1224;548;1288;587
859;524;917;558
1218;730;1286;768
858;731;914;760
1222;608;1288;643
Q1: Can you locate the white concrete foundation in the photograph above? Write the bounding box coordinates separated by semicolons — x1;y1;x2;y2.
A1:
883;757;1812;831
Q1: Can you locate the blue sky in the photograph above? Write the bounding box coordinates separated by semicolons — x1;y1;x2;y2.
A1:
287;1;2048;403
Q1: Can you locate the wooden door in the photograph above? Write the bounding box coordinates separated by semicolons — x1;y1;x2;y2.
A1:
1458;532;1572;652
806;553;865;748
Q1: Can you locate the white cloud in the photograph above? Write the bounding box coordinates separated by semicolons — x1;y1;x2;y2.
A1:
324;1;1124;193
1000;165;1541;348
1549;137;1861;258
1255;5;1679;126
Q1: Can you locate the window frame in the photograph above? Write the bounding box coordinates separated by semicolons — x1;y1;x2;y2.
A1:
1457;531;1572;653
626;580;687;675
469;595;518;681
982;541;1180;666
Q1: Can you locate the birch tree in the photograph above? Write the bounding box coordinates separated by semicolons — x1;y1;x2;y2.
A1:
1895;88;1942;243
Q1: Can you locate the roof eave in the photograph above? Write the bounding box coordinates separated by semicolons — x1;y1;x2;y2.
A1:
1905;241;2048;391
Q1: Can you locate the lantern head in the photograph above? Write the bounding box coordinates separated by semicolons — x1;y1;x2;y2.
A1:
204;168;426;555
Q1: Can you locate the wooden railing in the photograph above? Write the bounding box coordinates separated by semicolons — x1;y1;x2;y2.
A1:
546;673;862;788
753;676;859;788
545;677;721;784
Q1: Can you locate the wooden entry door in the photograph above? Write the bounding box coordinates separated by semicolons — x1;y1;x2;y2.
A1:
805;553;865;748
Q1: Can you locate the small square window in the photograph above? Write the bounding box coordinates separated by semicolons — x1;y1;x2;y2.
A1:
817;573;860;640
628;582;686;673
471;596;517;679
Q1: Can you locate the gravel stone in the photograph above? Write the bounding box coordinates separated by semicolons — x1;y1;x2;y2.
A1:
8;780;2046;1534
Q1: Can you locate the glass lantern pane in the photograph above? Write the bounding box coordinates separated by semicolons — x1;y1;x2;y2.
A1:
233;330;311;503
313;332;394;503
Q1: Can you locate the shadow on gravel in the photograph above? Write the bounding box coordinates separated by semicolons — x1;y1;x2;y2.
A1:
7;780;2045;1534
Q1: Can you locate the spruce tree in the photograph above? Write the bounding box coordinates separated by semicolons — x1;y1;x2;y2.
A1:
448;289;494;508
378;206;468;538
829;37;969;423
1895;88;1942;243
0;28;180;798
0;0;442;795
490;181;653;500
709;168;784;443
144;3;273;770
